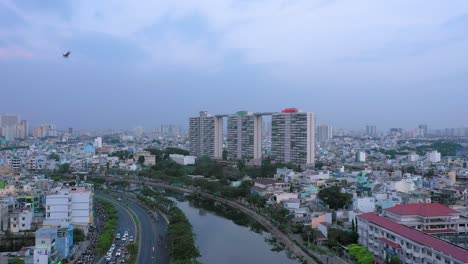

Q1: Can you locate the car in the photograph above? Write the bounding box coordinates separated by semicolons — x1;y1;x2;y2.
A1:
124;231;129;237
116;233;121;239
117;198;121;201
115;250;122;257
105;256;111;261
128;236;134;243
122;236;127;241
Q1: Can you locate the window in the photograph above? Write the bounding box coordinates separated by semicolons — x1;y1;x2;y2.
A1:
22;224;25;227
22;217;25;221
436;255;441;260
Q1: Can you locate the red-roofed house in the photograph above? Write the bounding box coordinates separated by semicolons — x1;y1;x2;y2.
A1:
357;212;468;264
384;203;468;235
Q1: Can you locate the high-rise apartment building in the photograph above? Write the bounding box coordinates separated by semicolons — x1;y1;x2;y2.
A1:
15;120;28;139
226;111;262;164
0;114;20;140
317;124;333;143
189;111;223;159
366;125;377;137
418;124;428;137
271;108;315;167
33;124;57;138
0;114;20;127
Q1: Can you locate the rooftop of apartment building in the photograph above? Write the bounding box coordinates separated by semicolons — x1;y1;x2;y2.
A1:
386;203;460;217
359;212;468;263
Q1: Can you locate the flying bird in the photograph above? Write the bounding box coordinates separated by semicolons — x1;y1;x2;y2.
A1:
62;51;71;58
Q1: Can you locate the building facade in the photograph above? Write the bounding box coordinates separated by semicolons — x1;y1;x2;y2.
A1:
317;124;333;143
271;108;315;167
358;212;467;264
226;111;262;164
189;111;223;159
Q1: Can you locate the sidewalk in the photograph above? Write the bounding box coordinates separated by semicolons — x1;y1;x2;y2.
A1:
70;241;90;264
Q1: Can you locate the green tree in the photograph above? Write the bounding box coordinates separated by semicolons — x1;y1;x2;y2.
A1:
317;186;352;210
348;244;374;264
386;256;402;264
8;257;25;264
58;163;71;174
73;228;86;242
406;166;416;174
48;153;60;162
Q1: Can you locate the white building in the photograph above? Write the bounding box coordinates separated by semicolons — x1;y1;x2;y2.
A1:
393;179;416;193
357;212;468;264
408;153;419;162
34;228;58;264
303;170;330;183
353;197;376;213
356;151;366;162
94;137;103;148
426;150;441;163
45;186;94;233
70;186;94;229
169;154;196;165
9;208;33;233
45;192;72;227
274;192;298;204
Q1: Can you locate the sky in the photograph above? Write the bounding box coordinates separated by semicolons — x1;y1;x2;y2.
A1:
1;0;468;130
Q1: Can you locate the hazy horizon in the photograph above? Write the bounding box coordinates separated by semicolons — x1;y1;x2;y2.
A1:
1;1;468;130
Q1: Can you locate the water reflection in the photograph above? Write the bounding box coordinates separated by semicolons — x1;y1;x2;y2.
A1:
172;196;301;264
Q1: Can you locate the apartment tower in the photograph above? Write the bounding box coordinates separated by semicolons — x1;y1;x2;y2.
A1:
189;111;223;159
317;124;333;143
271;108;315;167
227;111;262;165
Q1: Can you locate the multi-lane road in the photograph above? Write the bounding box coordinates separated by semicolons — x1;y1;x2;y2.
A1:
97;192;169;264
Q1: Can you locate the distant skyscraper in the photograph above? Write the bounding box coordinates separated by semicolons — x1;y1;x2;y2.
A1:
33;124;57;138
366;125;377;137
271;108;315;167
68;128;73;135
389;128;403;136
15;120;28;139
227;111;262;164
317;124;333;143
0;114;20;127
189;111;223;159
418;124;428;137
0;114;20;140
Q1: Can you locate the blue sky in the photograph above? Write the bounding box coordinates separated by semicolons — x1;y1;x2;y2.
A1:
1;0;468;130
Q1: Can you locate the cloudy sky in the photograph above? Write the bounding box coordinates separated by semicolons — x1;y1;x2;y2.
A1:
1;0;468;130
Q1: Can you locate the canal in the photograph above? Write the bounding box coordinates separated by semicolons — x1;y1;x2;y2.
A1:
173;197;302;264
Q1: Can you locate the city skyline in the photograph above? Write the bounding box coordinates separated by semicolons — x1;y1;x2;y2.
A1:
1;1;468;129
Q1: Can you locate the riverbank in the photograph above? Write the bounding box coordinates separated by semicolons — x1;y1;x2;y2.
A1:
137;190;201;263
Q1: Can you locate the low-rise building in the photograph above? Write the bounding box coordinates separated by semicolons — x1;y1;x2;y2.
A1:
384;203;468;235
9;208;33;233
169;154;196;165
358;212;468;264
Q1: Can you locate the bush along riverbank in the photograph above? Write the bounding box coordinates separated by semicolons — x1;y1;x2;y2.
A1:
137;190;201;263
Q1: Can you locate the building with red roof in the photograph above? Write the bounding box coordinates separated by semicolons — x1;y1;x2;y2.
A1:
357;212;468;264
384;203;468;236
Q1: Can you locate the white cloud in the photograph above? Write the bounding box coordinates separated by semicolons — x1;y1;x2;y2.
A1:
1;0;468;72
